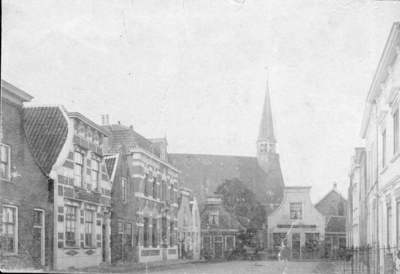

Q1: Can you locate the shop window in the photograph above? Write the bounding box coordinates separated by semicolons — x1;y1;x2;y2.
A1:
0;206;17;253
0;144;11;180
65;206;77;247
290;203;302;219
273;233;287;251
305;233;319;251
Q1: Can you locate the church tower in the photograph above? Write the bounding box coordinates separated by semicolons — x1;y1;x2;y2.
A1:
257;83;277;172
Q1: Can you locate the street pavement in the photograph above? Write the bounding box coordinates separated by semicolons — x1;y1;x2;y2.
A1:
133;260;342;274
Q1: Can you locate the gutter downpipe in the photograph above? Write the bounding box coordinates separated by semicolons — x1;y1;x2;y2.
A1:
374;98;380;274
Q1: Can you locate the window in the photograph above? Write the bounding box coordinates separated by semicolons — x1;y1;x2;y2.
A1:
34;210;43;227
91;159;99;191
143;217;149;247
273;233;287;251
1;206;17;253
65;206;77;247
144;174;148;196
397;202;400;247
0;144;10;180
305;233;319;251
85;210;94;246
162;182;166;201
126;222;132;247
387;206;392;247
121;178;127;202
290;203;302;219
209;210;219;225
118;220;124;239
153;178;157;199
162;216;167;246
170;221;173;247
74;152;84;187
394;110;399;154
170;187;174;203
225;236;235;251
382;130;387;167
152;219;157;247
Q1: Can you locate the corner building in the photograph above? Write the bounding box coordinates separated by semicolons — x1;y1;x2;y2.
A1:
102;123;180;262
22;107;112;270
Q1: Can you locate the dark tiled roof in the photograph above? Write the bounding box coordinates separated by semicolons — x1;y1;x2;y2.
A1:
103;125;164;159
200;203;240;230
326;216;346;233
104;155;118;182
23;106;69;174
169;154;284;205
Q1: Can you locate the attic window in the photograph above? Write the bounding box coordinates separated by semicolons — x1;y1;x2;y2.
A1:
209;210;219;225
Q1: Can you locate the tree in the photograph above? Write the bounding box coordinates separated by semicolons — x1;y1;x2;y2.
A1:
215;178;266;230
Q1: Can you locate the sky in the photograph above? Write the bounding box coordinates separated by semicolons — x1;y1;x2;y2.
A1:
2;0;400;202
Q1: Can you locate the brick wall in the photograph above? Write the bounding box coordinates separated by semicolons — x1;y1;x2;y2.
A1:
0;98;54;270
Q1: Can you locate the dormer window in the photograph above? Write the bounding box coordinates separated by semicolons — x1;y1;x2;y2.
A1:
86;128;92;142
160;145;166;161
209;210;219;225
78;123;85;137
93;132;99;145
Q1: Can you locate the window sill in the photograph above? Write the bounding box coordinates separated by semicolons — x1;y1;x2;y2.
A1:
380;165;388;175
64;246;80;249
84;246;97;249
390;151;400;163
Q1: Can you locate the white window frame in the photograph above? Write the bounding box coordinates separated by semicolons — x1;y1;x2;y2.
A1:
91;158;100;191
65;205;78;247
0;143;11;181
209;210;219;225
394;110;399;155
122;177;127;202
74;150;84;188
1;205;18;254
33;208;45;266
290;203;303;219
85;209;95;247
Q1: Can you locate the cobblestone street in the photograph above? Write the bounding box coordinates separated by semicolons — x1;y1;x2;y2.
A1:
133;261;341;274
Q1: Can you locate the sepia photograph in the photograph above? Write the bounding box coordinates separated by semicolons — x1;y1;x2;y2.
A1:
1;0;400;273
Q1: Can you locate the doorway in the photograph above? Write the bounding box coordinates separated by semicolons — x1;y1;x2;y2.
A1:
32;209;45;267
291;233;301;260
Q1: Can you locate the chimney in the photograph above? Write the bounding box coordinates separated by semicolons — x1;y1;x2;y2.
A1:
130;125;133;130
333;182;337;189
105;115;109;125
118;121;121;125
101;115;105;125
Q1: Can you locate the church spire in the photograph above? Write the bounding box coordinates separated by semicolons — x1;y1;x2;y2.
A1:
258;82;276;144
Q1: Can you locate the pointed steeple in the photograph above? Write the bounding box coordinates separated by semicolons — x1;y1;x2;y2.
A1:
258;83;276;144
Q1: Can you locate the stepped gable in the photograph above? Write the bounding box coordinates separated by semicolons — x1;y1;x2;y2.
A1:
22;105;69;174
170;153;284;205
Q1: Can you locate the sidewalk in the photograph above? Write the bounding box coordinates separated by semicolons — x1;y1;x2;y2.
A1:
51;258;207;273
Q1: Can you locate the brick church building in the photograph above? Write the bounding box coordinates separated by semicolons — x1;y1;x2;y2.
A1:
170;84;285;215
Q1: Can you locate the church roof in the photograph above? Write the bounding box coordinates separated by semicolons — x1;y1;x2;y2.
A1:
169;153;284;204
258;83;276;143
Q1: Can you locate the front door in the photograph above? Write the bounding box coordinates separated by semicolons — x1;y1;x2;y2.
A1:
32;209;44;267
291;233;301;260
214;236;223;259
324;236;333;260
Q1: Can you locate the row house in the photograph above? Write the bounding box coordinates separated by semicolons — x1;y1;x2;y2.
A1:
22;106;112;270
349;21;400;273
177;188;201;260
200;195;239;260
104;145;135;264
0;81;54;271
102;122;180;262
268;186;325;261
314;182;347;260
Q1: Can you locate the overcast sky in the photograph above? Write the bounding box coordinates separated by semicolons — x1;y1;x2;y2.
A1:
2;0;399;202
